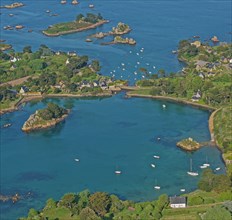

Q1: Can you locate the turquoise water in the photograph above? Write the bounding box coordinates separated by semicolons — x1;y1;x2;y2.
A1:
0;95;225;219
0;0;230;219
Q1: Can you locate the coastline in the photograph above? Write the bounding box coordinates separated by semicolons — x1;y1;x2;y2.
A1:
126;93;216;111
22;111;69;132
42;20;109;37
0;92;112;115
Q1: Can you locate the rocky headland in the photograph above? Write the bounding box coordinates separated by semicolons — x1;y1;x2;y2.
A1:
22;103;69;132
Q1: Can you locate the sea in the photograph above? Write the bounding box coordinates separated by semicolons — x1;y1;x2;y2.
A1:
0;0;231;219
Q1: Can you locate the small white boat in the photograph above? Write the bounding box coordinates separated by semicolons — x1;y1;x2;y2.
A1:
129;51;132;53
89;4;94;8
203;163;210;167
162;104;166;108
151;164;156;168
157;137;161;141
187;159;198;176
115;170;122;174
121;63;125;66
215;167;221;171
153;155;160;159
74;158;80;162
122;68;125;71
153;66;156;69
154;186;160;190
180;189;186;192
200;165;207;169
137;62;140;65
187;171;199;176
136;53;139;56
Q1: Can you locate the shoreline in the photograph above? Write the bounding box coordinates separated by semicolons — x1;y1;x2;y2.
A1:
1;90;226;167
126;93;216;111
0;92;112;115
42;20;109;37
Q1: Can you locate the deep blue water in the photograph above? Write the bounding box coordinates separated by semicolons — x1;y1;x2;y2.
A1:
0;0;230;219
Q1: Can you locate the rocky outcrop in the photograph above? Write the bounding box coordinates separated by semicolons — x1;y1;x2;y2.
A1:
22;111;69;132
176;137;200;151
1;2;24;9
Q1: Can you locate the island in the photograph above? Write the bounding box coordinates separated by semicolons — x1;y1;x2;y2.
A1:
0;2;24;9
176;137;200;151
101;36;136;46
42;13;109;37
91;22;132;39
22;103;69;132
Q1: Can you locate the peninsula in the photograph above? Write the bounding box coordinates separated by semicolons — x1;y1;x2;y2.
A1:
43;13;108;37
0;45;127;114
22;103;69;132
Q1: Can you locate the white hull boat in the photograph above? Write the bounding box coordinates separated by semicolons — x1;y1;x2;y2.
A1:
154;186;161;190
187;171;199;176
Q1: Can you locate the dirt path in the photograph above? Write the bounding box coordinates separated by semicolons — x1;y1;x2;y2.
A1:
0;76;31;87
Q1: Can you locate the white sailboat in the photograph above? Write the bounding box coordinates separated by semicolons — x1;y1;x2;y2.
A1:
187;158;199;176
215;167;221;171
153;155;160;159
115;170;122;174
74;158;80;162
151;164;156;168
154;180;160;190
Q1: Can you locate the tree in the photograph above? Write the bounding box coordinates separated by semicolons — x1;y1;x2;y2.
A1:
23;46;32;53
28;208;38;218
89;192;111;217
158;69;166;78
44;198;57;211
76;14;84;21
198;168;214;192
91;60;101;72
58;193;78;209
203;206;231;220
79;207;100;220
213;174;231;193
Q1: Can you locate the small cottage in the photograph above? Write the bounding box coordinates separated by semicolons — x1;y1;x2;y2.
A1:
169;196;187;208
19;86;29;94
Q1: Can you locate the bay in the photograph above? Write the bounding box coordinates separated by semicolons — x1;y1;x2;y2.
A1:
0;0;230;219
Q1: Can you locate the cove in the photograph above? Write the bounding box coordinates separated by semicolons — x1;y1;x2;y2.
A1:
0;94;225;219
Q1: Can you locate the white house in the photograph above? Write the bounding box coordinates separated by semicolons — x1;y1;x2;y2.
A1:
169;196;187;208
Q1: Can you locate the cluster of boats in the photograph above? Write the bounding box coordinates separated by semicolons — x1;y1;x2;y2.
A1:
109;47;157;81
73;154;221;193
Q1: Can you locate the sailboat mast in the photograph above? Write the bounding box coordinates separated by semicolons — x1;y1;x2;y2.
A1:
190;158;192;172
